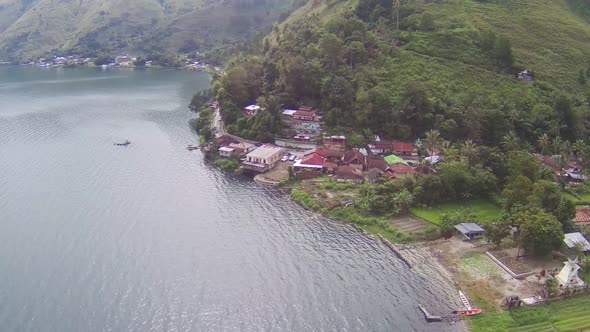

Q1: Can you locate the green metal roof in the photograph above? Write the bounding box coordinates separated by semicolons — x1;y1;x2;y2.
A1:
384;154;408;165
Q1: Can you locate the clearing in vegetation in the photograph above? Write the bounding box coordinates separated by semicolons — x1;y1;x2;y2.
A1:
469;295;590;332
410;200;503;225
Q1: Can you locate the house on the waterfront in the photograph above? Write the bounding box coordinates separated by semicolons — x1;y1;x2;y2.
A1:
314;148;344;173
241;145;285;173
243;105;261;116
228;142;256;155
115;55;132;65
335;165;364;183
454;223;486;241
293;152;325;179
218;146;235;158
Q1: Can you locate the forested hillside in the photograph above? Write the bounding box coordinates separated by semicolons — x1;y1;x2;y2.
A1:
214;0;590;148
0;0;300;62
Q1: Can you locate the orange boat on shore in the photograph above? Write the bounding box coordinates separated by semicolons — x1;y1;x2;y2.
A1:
453;308;482;316
453;291;482;316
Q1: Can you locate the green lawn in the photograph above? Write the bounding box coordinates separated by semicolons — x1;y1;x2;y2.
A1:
469;296;590;332
564;192;590;205
410;200;503;225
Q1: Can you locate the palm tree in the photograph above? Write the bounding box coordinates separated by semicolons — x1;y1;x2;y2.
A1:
393;190;414;214
573;139;586;160
423;129;443;157
552;136;562;156
501;131;519;151
461;139;479;164
561;140;572;159
538;133;550;155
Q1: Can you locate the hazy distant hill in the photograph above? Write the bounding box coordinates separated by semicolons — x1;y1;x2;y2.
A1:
0;0;296;61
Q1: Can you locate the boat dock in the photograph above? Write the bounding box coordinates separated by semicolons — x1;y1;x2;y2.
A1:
418;304;443;322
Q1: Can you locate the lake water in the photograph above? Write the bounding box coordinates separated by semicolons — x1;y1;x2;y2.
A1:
0;66;464;331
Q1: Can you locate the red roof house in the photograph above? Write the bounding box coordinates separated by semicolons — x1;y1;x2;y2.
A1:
392;141;418;156
335;165;364;183
574;208;590;225
298;105;314;112
343;149;366;171
385;164;416;179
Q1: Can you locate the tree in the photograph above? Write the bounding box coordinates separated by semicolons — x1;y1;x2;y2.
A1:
347;41;368;68
319;33;343;69
460;139;479;165
393;190;414;214
440;208;477;236
519;209;564;256
483;218;511;247
348;133;366;147
538;133;550;155
494;35;514;69
423;129;444;157
502;175;533;210
501;131;519;151
573;139;586;159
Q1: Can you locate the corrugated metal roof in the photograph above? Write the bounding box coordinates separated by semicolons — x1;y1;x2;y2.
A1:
564;232;590;251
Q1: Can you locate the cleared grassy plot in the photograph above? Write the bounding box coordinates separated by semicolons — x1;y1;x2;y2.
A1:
471;296;590;332
410;200;503;225
507;321;555;332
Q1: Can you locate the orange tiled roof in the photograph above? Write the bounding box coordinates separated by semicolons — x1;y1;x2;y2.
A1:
574;208;590;224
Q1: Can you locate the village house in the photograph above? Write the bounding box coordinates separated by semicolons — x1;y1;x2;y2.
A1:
454;223;486;241
313;148;344;173
368;140;393;155
241;145;285;173
282;109;297;120
342;149;366;171
392;141;419;156
335;165;364;183
293;152;325;179
563;232;590;258
243;105;261;116
322;135;346;151
115;55;133;66
385;164;416;179
218;146;235;158
292;110;317;122
573;208;590;227
366;155;388;172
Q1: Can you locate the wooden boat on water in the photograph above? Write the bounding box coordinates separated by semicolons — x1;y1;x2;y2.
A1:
187;144;199;151
114;140;131;146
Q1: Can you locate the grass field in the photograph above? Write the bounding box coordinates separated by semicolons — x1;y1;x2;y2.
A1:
564;192;590;205
469;296;590;332
410;200;503;225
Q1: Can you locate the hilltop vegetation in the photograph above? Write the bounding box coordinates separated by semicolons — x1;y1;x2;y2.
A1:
215;0;590;146
0;0;300;62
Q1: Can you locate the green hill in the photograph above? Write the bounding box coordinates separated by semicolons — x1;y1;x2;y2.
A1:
214;0;590;146
0;0;296;61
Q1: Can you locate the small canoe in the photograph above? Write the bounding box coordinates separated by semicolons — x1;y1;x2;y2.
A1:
453;308;482;316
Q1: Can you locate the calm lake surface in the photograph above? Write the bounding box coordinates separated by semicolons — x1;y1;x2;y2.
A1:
0;66;462;332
